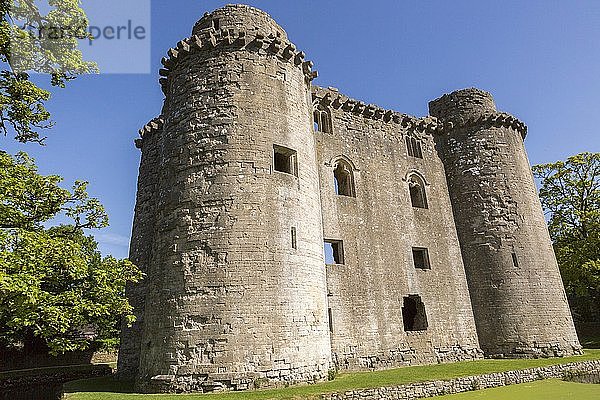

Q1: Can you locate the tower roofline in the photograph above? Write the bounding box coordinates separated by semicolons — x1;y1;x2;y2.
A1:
312;85;441;135
429;87;527;140
157;28;316;97
193;3;288;40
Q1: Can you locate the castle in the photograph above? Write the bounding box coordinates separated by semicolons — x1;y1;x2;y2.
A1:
118;4;582;393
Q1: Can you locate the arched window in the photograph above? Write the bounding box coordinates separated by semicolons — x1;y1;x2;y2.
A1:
313;105;333;133
333;159;355;197
408;175;428;208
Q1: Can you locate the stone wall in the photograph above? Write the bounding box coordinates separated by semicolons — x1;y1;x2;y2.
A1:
123;5;330;393
320;360;600;400
118;116;162;378
0;347;94;371
314;87;481;370
430;89;581;357
0;365;111;400
121;3;582;394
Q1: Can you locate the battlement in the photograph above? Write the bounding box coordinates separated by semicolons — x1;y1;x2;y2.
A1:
158;27;316;96
135;116;164;148
312;86;442;135
430;88;528;139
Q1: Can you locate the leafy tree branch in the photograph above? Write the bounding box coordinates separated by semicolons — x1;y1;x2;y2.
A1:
533;152;600;322
0;0;97;144
0;152;141;354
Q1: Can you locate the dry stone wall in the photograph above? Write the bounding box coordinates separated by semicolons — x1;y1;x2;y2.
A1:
320;360;600;400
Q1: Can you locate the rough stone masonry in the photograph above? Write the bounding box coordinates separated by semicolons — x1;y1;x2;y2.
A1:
118;4;582;393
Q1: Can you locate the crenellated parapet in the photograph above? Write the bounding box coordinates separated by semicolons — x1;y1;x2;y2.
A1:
435;112;528;140
429;87;528;139
135;116;164;149
158;28;317;96
311;86;442;136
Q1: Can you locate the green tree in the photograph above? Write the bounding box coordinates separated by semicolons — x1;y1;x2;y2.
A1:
0;0;97;144
0;2;137;357
0;152;141;354
533;152;600;322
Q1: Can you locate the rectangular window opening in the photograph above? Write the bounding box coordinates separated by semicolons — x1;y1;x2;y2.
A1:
212;18;220;30
402;295;428;331
412;247;430;270
273;145;298;176
328;308;333;332
324;240;344;264
291;227;297;249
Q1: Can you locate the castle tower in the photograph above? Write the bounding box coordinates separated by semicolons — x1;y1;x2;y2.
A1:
121;5;330;392
429;88;581;357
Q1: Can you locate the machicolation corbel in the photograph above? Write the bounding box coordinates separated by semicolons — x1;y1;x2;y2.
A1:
282;44;295;60
155;29;317;97
437;112;527;139
268;37;282;52
136;116;164;148
294;51;305;66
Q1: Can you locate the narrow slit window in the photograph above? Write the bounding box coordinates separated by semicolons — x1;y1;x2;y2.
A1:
406;135;423;159
402;295;428;331
328;308;333;332
512;252;519;268
324;240;344;264
273;145;298;176
291;227;297;249
409;176;428;209
412;247;430;270
313;105;333;133
333;159;356;197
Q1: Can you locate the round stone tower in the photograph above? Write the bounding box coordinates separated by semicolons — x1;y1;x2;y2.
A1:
127;5;330;392
429;88;581;357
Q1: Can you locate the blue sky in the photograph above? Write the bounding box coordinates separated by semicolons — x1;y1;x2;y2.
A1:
2;1;599;258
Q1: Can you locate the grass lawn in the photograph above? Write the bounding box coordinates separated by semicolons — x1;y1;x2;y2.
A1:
435;379;600;399
64;349;600;400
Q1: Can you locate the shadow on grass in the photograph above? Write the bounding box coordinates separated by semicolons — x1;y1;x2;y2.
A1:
63;375;135;393
577;322;600;349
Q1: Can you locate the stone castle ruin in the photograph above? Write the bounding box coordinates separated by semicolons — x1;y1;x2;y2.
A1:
119;4;582;393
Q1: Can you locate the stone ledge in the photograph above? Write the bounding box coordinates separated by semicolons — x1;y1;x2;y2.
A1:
320;359;600;400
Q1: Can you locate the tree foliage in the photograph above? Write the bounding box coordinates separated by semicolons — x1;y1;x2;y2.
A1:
0;0;97;144
0;152;141;354
533;152;600;322
0;1;135;357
